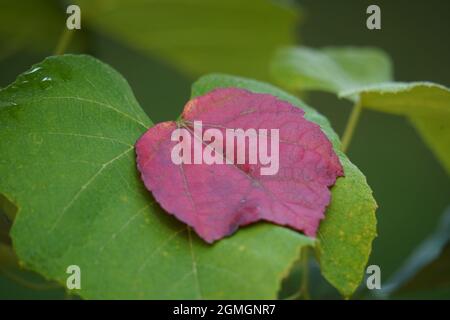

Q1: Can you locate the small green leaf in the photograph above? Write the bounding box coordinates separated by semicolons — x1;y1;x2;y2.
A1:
340;82;450;115
341;82;450;174
271;46;392;94
0;55;314;299
75;0;299;80
192;74;377;298
272;46;450;174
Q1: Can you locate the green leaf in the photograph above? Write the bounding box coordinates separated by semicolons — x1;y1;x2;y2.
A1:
272;46;450;174
0;55;314;299
75;0;299;80
341;83;450;174
340;82;450;116
192;74;377;298
271;46;393;94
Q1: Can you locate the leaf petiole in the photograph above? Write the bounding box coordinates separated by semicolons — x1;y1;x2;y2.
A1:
53;29;74;55
341;100;363;153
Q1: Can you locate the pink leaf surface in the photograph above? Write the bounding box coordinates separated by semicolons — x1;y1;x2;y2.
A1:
136;88;343;243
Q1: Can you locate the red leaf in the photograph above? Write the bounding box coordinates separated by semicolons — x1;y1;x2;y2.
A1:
136;88;343;243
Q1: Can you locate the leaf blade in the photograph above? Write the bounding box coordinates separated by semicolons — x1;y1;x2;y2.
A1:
271;46;393;94
342;82;450;174
0;55;314;299
136;88;343;242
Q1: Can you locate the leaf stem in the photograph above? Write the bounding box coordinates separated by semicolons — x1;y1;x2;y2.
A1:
341;100;363;153
54;28;74;55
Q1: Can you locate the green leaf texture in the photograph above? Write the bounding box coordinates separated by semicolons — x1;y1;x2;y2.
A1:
271;46;392;95
0;55;315;299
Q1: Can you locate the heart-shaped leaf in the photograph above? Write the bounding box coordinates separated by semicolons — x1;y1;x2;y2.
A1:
135;87;343;243
0;55;315;299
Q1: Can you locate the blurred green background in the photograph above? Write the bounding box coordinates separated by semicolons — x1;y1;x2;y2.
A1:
0;0;449;299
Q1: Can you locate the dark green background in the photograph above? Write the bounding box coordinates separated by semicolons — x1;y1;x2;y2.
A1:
0;0;449;299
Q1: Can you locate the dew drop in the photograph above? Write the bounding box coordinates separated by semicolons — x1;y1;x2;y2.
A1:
40;76;53;89
25;66;42;75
